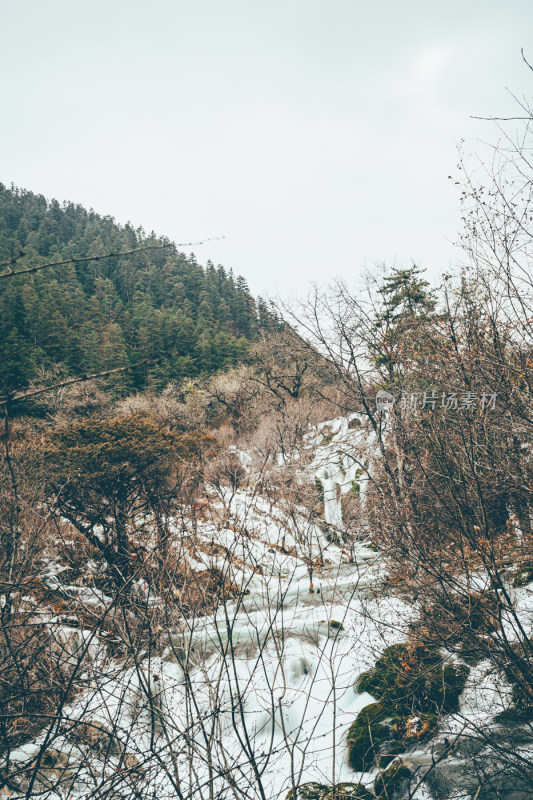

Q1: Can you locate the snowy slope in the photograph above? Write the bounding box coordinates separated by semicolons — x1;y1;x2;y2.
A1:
8;416;533;800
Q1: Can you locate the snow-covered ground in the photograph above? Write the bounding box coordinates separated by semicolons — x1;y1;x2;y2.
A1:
154;509;410;797
7;417;533;800
13;491;411;799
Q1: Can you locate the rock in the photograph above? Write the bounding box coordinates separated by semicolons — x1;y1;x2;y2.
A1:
374;761;412;798
39;748;70;769
287;783;375;800
355;644;406;699
348;643;470;773
325;783;375;799
403;714;434;740
11;760;76;796
409;724;533;800
286;782;330;800
355;643;469;715
346;703;405;772
423;757;492;800
513;564;533;587
36;767;76;789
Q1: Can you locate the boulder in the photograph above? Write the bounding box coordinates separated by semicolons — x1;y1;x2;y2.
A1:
325;783;375;799
355;642;469;715
374;761;412;798
287;783;375;800
286;783;330;800
346;703;405;771
513;564;533;587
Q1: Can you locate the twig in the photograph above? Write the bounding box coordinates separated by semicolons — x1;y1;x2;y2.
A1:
0;236;225;280
0;358;158;406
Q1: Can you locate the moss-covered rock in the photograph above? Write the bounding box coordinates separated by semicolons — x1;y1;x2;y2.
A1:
325;527;343;545
355;643;469;715
513;564;533;587
39;749;70;769
374;761;412;798
495;703;533;724
437;664;470;712
491;638;533;723
356;644;407;700
18;765;76;794
348;643;469;773
407;712;438;737
287;783;375;800
346;703;404;771
286;783;330;800
348;417;362;429
325;783;375;799
503;671;533;721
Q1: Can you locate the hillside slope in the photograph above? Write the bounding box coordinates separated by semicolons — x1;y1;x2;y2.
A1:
0;184;264;397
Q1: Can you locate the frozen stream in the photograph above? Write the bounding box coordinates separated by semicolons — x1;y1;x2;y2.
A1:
10;488;413;800
11;416;531;799
101;491;412;799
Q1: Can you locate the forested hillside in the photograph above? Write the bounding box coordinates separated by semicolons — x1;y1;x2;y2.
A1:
0;184;266;397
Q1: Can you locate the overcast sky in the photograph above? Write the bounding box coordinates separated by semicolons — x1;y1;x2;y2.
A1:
2;1;532;298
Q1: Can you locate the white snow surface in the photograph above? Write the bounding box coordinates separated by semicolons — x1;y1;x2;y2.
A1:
22;409;413;800
52;488;411;799
14;416;533;799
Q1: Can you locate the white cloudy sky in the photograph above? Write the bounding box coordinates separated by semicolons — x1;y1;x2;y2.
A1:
1;1;532;297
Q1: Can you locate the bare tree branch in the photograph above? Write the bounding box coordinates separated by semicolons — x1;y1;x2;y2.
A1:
0;358;158;406
0;236;225;280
